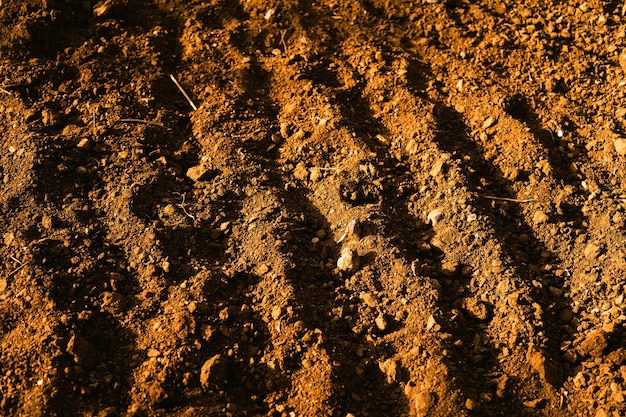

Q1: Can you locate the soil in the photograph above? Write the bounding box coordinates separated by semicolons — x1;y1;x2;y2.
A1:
1;0;626;416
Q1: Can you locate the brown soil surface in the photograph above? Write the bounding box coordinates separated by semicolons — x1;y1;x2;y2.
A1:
1;0;626;416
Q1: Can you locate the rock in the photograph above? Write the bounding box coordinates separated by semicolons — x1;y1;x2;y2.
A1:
293;162;309;181
186;165;209;182
462;297;488;321
337;247;359;273
465;398;478;410
527;346;561;385
378;359;397;383
584;243;601;260
426;314;438;331
576;329;608;357
359;292;378;308
482;116;496;129
532;211;549;224
271;306;283;320
522;398;545;408
615;138;626;156
309;167;322;181
200;354;228;390
415;391;435;417
427;209;443;225
375;313;387;331
620;49;626;73
67;334;96;368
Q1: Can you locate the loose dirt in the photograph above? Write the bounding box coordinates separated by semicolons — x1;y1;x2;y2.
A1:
1;1;626;416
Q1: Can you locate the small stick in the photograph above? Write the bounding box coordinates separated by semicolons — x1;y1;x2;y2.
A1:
117;119;170;129
8;263;27;278
482;195;536;203
280;29;289;53
169;74;198;111
0;83;25;94
92;110;97;140
173;192;195;220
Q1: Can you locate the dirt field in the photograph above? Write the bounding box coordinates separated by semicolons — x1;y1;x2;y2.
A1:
1;0;625;416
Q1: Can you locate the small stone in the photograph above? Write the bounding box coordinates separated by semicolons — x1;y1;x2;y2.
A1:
522;398;545;408
309;167;322;182
576;329;608;357
375;313;387;331
527;346;561;385
200;354;228;390
359;292;378;308
186;165;209;182
271;306;283;320
584;243;601;260
415;391;435;417
533;211;549;224
337;247;359;273
147;348;161;358
594;409;609;417
378;359;397;383
427;209;443;225
482;116;495;129
67;334;96;368
162;204;176;216
465;398;478;410
293;162;309;181
426;314;438;331
614;138;626;156
76;138;90;149
41;215;53;230
620;49;626;73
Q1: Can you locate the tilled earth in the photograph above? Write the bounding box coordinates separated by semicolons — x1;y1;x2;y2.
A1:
1;0;626;416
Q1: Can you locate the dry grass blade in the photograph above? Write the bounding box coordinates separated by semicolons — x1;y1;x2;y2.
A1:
169;74;198;111
482;195;536;203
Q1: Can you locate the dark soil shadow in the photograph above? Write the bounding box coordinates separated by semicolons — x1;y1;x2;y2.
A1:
430;102;574;386
29;228;139;415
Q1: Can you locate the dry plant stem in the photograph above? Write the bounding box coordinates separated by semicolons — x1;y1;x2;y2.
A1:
482;195;536;203
173;192;195;220
117;119;170;129
8;263;27;278
169;74;198;111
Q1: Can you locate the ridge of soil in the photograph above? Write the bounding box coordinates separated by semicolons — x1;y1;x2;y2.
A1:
1;0;625;416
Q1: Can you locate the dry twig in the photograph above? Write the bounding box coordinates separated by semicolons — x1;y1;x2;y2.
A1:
482;195;536;203
117;119;170;129
169;74;198;111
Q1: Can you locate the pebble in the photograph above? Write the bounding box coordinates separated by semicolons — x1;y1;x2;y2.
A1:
426;314;438;331
375;313;387;331
527;346;560;385
615;138;626;156
337;247;359;273
576;329;608;357
271;306;283;320
359;292;378;308
482;116;496;129
378;359;397;383
620;49;626;73
532;211;549;224
67;334;96;368
186;165;209;182
200;354;228;390
415;391;435;417
427;209;443;225
465;398;478;410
